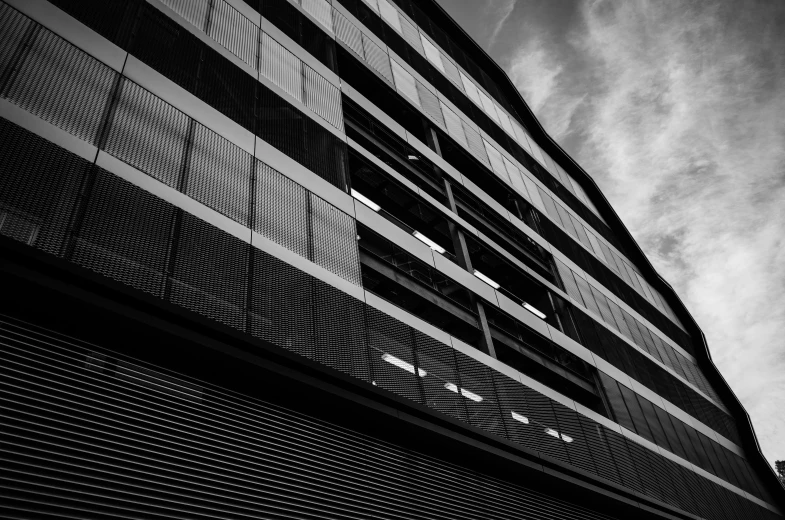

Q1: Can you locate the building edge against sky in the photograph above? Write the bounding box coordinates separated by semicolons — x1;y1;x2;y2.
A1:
0;0;783;519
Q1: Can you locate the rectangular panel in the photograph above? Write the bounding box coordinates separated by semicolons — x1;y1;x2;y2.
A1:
454;350;506;438
333;9;363;57
495;106;516;137
414;331;468;423
483;140;509;180
250;248;314;358
313;279;370;381
539;190;563;226
556;204;578;239
554;259;583;306
440;102;468;148
390;58;420;107
420;34;445;73
462;121;490;167
5;117;86;255
253;160;309;258
459;71;481;106
310;194;362;285
207;0;257;67
105;81;190;189
478;90;500;125
186;124;252;225
159;0;210;31
523;176;546;213
619;383;654;442
304;64;344;130
260;32;303;102
366;306;424;404
552;402;597;475
302;0;333;32
577;415;624;487
170;212;248;331
590;285;617;331
571;216;593;251
416;81;445;128
441;56;463;88
377;0;402;33
5;26;117;145
607;299;633;340
399;16;423;55
74;168;175;297
574;274;601;317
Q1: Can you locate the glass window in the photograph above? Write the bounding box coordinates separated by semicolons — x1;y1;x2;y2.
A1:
586;229;605;259
512;120;532;155
378;0;402;34
460;71;481;106
503;156;526;196
390;58;420;107
618;384;654;443
420;34;445;73
599;372;635;433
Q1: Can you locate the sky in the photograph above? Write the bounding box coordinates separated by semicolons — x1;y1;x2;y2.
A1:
436;0;785;469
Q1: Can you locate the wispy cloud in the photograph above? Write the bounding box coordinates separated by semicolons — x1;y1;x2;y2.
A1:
486;0;517;49
505;0;785;466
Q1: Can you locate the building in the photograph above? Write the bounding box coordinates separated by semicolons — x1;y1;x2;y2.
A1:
0;0;783;518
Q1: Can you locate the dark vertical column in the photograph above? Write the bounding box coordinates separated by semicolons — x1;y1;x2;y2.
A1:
425;125;496;359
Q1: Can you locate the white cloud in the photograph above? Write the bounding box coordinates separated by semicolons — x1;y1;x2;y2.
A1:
506;0;785;466
486;0;517;49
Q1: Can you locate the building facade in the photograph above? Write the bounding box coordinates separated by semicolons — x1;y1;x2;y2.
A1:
0;0;782;518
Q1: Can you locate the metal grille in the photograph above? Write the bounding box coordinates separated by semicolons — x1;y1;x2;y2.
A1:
253;160;310;258
310;194;362;285
4;26;116;145
0;316;632;520
366;306;424;404
304;64;344;131
414;330;468;423
186;124;252;226
260;31;303;103
0;3;32;84
415;80;444;129
313;278;370;381
332;8;364;58
461;120;490;167
454;350;506;438
362;34;393;85
399;16;423;55
302;0;333;32
158;0;210;31
105;80;189;188
207;0;257;67
0;118;87;257
72;168;175;297
169;212;249;331
440;102;468;148
250;247;315;358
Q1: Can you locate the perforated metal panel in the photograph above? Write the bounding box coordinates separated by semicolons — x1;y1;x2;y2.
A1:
313;278;370;381
158;0;210;31
415;80;444;128
169;212;248;331
0;3;32;84
253;160;310;258
366;306;424;404
454;350;506;438
440;102;468;148
260;31;304;102
362;34;393;85
73;168;175;297
309;194;362;285
186;124;252;225
302;0;333;31
0;118;88;257
332;8;364;58
461;120;489;167
3;24;116;145
399;15;423;56
304;64;344;130
414;330;468;423
105;80;190;188
208;0;257;67
250;247;315;358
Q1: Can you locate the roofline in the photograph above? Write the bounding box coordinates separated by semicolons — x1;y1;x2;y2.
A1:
422;0;785;502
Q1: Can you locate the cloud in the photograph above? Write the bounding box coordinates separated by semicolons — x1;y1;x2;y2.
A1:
486;0;517;49
505;0;785;466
